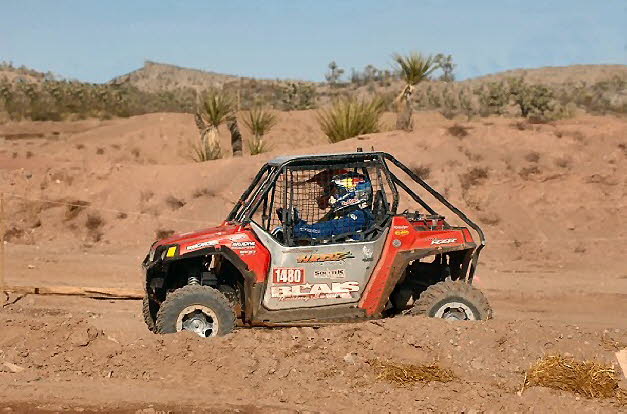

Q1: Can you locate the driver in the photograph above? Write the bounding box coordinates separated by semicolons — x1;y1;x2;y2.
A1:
279;171;374;240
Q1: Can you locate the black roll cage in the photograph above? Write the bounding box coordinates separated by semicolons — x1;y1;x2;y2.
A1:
226;152;486;281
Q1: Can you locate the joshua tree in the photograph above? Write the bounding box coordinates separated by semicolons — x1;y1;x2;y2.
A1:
434;54;456;82
393;52;436;131
243;107;278;155
325;61;345;86
193;91;235;161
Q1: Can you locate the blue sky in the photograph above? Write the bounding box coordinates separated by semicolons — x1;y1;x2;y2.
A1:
1;1;625;83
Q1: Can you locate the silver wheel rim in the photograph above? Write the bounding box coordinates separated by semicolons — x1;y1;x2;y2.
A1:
176;305;219;337
434;301;476;321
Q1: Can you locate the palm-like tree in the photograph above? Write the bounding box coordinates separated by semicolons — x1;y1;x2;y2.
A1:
393;52;436;131
193;91;235;161
243;106;278;155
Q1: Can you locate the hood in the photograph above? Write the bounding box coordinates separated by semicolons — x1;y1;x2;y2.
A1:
153;222;241;249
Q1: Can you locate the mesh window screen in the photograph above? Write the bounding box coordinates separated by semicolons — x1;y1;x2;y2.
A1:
259;161;391;245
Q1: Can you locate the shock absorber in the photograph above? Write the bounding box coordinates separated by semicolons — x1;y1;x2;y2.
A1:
187;276;200;285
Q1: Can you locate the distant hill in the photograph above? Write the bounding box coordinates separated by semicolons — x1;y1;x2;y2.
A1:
108;61;268;92
464;64;627;86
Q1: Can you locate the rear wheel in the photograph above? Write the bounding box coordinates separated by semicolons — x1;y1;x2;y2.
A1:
155;285;236;337
410;280;492;321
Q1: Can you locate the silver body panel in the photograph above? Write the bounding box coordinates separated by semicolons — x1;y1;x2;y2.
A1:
251;222;388;310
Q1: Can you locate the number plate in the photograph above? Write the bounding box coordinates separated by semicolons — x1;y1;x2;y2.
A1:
273;268;305;285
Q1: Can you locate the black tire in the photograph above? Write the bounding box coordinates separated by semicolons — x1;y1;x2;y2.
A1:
155;285;236;337
410;280;492;321
142;295;158;332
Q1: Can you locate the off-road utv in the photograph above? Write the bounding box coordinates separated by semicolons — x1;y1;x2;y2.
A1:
142;151;492;337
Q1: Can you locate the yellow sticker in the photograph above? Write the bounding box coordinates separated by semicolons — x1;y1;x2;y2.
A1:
166;246;177;257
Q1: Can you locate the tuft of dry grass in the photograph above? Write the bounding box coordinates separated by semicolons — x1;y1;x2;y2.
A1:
155;229;175;239
192;187;214;199
522;355;627;401
64;200;91;221
370;359;456;386
448;124;470;137
85;213;104;242
460;167;489;190
411;165;431;180
165;195;186;210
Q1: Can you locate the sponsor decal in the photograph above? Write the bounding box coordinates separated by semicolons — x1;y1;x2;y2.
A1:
238;250;257;255
186;240;218;250
297;252;354;263
231;241;256;249
228;234;247;241
313;269;346;279
362;246;373;260
430;238;457;245
271;281;359;300
394;229;410;236
273;268;305;285
393;225;409;230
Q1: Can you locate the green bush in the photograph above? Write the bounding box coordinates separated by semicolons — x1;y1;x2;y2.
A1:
317;97;385;143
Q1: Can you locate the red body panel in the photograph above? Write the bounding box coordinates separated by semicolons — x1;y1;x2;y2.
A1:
358;216;472;316
153;216;473;314
154;222;271;283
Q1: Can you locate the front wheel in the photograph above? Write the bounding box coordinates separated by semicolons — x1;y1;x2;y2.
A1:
410;280;492;321
155;285;236;337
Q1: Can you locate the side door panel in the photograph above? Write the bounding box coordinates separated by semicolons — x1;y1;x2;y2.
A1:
251;222;388;310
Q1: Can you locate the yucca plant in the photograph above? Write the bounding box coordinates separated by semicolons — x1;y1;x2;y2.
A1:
393;52;436;131
193;91;235;161
317;97;385;143
243;106;278;155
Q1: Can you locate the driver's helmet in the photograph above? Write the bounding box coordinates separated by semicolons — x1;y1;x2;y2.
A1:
326;172;372;214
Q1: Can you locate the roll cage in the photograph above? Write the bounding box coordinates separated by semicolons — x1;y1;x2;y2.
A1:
226;152;486;281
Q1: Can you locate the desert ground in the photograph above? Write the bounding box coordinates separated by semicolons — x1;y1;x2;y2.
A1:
0;110;626;412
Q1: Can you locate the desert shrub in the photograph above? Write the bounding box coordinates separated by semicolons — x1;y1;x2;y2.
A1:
411;165;431;180
85;213;104;242
281;82;317;110
519;165;541;179
477;81;509;116
554;156;571;169
192;139;222;162
393;52;436;130
460;167;489;190
243;107;277;155
192;91;235;162
165;195;186;210
440;86;459;119
192;187;214;198
317;97;385;143
155;229;175;239
447;124;469;137
524;151;540;163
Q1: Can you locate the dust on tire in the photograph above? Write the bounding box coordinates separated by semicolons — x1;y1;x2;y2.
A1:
411;280;493;321
155;285;236;337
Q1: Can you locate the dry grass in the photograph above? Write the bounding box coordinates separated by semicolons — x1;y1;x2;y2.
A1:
192;187;215;199
460;167;489;190
64;200;91;221
370;359;456;386
522;355;627;401
155;229;175;239
447;124;470;137
411;165;431;180
165;195;186;210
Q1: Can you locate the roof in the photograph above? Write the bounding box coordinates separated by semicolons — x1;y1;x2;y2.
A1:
267;151;385;166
